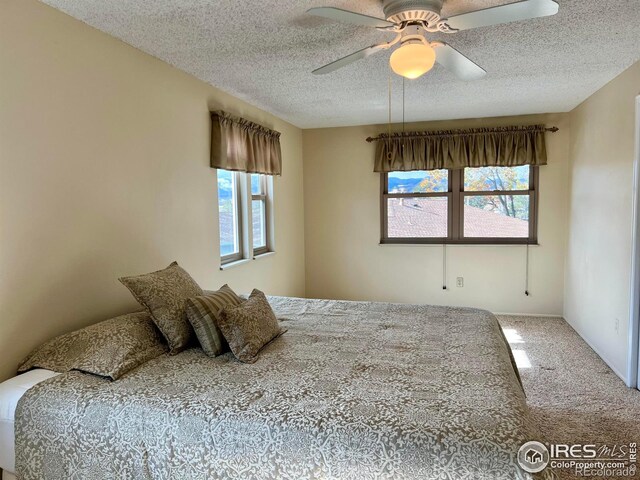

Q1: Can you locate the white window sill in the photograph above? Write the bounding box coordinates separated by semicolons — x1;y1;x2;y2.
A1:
253;251;276;260
220;258;251;271
220;252;275;270
378;243;540;247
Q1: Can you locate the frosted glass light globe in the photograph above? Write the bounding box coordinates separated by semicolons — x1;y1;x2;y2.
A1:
390;42;436;79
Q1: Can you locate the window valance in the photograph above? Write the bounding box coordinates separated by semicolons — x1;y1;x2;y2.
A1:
210;111;282;176
370;125;554;172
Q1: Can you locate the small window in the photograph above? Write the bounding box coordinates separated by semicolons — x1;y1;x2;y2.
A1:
218;169;243;263
464;165;530;191
251;174;269;256
387;196;449;238
462;166;533;240
463;195;530;238
217;170;273;265
381;166;538;244
388;170;448;193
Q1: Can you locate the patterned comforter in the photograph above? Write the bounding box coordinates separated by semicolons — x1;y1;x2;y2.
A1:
15;297;551;479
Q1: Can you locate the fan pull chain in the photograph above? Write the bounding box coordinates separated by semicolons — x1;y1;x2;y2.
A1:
401;77;406;154
525;244;530;296
402;77;405;133
387;66;392;160
442;244;447;290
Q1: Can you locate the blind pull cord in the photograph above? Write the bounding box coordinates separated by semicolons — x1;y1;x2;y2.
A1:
525;244;530;296
442;244;447;290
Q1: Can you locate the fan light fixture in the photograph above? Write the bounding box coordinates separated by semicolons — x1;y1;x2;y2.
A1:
307;0;560;79
389;41;436;79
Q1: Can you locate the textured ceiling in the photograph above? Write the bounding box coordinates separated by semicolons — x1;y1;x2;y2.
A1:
40;0;640;128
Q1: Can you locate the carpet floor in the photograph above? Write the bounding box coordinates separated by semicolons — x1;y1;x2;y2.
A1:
497;315;640;479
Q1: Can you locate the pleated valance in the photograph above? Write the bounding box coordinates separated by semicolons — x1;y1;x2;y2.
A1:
210;111;282;176
371;125;552;172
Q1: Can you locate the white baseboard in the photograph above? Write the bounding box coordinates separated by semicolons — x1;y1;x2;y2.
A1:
493;312;563;318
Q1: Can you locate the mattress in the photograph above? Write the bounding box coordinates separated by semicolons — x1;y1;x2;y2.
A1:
0;369;58;473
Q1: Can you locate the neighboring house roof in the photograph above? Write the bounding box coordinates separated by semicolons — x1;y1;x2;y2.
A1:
219;209;264;248
219;210;235;242
387;197;528;238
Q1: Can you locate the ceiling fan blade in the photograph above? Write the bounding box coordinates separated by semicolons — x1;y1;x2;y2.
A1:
434;43;486;81
444;0;559;31
307;7;395;28
313;45;385;75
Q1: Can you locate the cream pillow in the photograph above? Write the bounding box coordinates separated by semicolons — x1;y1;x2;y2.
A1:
119;262;203;354
218;289;286;363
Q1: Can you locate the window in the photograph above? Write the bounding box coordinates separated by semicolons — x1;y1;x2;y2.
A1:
381;166;538;244
251;174;269;256
218;169;243;263
218;170;273;265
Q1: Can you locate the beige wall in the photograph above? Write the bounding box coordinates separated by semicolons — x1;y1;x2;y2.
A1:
564;62;640;381
0;0;305;382
303;114;570;315
3;0;638;386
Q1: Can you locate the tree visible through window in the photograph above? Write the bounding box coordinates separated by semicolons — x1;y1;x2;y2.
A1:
463;166;531;238
382;166;537;244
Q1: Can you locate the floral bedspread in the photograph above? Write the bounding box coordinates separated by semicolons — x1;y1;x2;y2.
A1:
16;297;550;479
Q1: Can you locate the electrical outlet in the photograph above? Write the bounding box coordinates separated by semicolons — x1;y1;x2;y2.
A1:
456;277;464;288
615;318;620;333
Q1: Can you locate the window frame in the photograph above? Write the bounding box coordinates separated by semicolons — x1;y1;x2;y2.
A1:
218;170;274;267
251;174;269;256
381;166;539;245
219;170;244;265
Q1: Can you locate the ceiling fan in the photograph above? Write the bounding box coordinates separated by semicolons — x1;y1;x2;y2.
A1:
308;0;559;80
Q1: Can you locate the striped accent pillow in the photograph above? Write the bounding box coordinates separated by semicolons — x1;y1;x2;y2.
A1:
185;285;243;357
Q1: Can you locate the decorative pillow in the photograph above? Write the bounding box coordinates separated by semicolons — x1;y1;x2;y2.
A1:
119;261;203;354
186;285;243;357
18;311;168;380
218;289;286;363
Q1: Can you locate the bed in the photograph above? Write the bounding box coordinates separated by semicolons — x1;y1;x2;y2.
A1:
0;369;58;480
7;297;549;479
